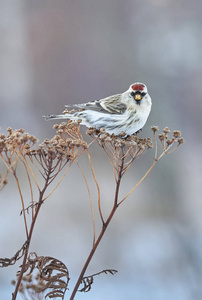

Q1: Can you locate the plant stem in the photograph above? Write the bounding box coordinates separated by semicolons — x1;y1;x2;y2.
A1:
12;198;43;299
12;176;50;299
69;157;124;300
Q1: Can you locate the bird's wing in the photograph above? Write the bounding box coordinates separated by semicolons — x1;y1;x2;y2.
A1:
70;94;127;114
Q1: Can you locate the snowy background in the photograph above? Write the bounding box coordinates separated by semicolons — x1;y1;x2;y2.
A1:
0;0;202;299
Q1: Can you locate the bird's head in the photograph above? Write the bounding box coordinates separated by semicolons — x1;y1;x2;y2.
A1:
129;82;148;104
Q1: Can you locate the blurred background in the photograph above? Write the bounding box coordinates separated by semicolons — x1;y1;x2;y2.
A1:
0;0;202;299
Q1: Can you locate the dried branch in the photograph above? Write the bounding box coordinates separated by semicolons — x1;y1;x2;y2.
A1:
86;149;104;225
0;172;8;191
79;269;117;292
0;241;28;267
76;160;96;245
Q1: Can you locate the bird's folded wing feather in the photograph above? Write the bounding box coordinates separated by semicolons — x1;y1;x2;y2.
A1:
68;94;126;114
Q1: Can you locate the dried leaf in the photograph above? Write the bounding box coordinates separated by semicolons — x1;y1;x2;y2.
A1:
0;241;28;267
79;269;118;293
18;253;69;299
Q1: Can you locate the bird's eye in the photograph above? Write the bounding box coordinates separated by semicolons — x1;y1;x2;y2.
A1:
134;94;142;101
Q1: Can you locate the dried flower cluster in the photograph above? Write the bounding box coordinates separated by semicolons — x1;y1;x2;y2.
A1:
25;122;88;184
28;121;87;160
0;122;87;159
87;128;153;179
0;122;88;188
0;122;184;300
151;126;184;157
0;128;39;191
0;128;38;154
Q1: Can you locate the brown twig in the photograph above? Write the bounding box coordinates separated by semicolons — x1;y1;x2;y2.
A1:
76;160;96;245
12;170;51;300
87;149;104;225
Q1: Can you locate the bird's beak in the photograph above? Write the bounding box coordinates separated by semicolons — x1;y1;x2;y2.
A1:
134;93;142;101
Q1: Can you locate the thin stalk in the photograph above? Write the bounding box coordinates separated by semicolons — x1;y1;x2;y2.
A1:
76;161;96;245
86;150;104;224
13;174;29;238
23;156;40;191
42;161;72;202
20;157;34;219
118;150;167;206
12;170;51;300
12;194;43;299
0;152;20;188
153;131;158;160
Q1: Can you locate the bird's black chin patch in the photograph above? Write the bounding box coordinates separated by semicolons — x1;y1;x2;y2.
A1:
131;91;146;105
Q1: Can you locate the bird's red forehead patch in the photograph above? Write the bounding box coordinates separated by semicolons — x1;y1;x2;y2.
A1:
131;84;144;91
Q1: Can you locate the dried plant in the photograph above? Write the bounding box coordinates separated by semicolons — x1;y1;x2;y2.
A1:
0;122;87;299
68;126;184;299
0;122;184;300
78;269;118;293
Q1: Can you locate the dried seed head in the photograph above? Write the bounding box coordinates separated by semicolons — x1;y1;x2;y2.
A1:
166;139;173;145
14;132;21;138
173;130;182;138
158;134;165;141
163;127;170;134
57;129;64;134
138;143;145;150
81;142;88;149
59;122;67;129
24;144;31;149
103;136;112;142
86;127;97;135
118;131;127;138
62;109;69;114
30;136;38;143
178;137;185;144
53;124;59;129
99;134;108;140
144;137;152;144
99;128;106;133
151;126;159;132
21;133;29;142
43;138;50;144
19;129;25;133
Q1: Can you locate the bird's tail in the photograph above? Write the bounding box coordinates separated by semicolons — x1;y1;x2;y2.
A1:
43;113;78;121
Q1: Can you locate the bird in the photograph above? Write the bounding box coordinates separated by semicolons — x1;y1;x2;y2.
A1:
44;82;152;136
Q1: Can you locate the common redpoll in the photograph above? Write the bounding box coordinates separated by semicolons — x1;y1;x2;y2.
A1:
44;82;152;135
